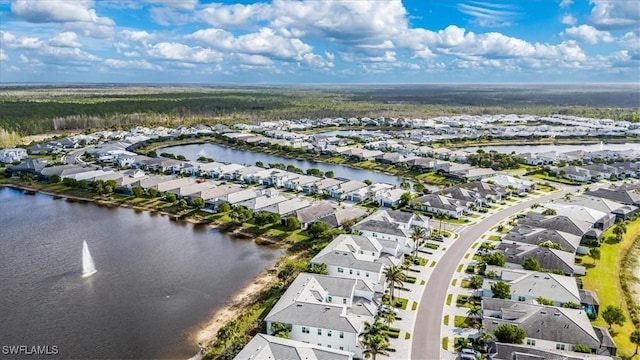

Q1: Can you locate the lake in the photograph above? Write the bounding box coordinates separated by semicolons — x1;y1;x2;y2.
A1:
163;142;418;188
0;187;282;359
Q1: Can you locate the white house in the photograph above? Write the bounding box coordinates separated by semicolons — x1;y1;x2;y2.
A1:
0;148;28;163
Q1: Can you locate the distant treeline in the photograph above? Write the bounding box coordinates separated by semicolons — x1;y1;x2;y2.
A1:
0;87;638;135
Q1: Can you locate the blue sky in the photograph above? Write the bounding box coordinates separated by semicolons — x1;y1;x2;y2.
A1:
0;0;638;83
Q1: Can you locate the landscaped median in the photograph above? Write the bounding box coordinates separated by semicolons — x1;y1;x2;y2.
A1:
579;218;640;358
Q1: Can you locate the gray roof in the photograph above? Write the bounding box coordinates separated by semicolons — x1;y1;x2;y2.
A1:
497;242;576;275
316;207;367;228
311;250;384;273
518;213;592;237
296;203;336;223
381;209;414;224
585;188;640;206
234;334;352;360
483;298;600;349
486;267;580;303
555;195;628;214
353;219;408;238
266;301;365;333
492;343;615;360
504;226;582;253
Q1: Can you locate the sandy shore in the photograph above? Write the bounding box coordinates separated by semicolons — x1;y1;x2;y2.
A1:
188;272;278;360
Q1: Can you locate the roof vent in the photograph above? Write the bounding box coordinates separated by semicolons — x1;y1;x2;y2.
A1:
554;313;561;316
540;311;547;315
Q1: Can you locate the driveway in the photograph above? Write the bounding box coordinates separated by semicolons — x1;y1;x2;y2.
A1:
411;190;570;360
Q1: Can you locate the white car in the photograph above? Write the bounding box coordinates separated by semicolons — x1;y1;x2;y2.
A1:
460;348;478;359
379;305;399;315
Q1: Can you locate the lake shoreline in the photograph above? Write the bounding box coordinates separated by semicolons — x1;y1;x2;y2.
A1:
0;182;291;359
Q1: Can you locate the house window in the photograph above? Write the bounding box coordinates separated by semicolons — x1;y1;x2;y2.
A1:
302;327;309;334
339;332;344;339
526;339;535;346
337;267;344;273
366;272;369;277
518;296;526;302
339;346;344;350
343;298;347;304
327;296;332;303
318;329;322;335
356;271;360;276
349;269;353;275
327;330;332;337
327;345;332;348
556;344;565;351
372;233;377;237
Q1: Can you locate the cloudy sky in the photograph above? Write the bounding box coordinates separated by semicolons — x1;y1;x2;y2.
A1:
0;0;638;83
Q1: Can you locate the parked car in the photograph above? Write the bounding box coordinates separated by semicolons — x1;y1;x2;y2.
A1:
460;348;478;360
379;305;398;315
434;234;444;242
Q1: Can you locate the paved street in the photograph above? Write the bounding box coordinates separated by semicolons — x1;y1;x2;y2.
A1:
411;190;569;360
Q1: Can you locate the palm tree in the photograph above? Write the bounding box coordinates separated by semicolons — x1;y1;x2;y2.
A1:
466;305;482;328
383;265;407;302
410;226;426;260
361;335;389;360
360;321;388;342
613;223;627;242
217;320;238;348
383;312;396;328
631;329;640;355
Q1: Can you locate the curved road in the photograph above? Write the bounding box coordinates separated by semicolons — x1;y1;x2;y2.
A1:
411;189;569;360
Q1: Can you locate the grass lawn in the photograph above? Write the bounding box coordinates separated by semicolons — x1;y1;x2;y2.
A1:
446;293;453;306
580;219;640;358
488;235;501;241
443;315;449;326
454;315;473;328
460;279;471;288
393;297;409;310
529;173;582;185
405;332;411;340
451;279;457;286
442;337;449;350
412;301;418;311
456;264;463;273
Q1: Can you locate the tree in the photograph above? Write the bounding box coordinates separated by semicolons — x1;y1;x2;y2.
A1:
147;187;158;197
360;321;388;342
325;171;334;178
217;320;238;348
539;240;561;250
490;281;512;299
400;181;411;190
562;301;580;309
255;161;264;167
542;208;557;216
410;226;426;260
218;202;231;213
165;192;177;203
361;334;389;360
572;344;592;353
306;262;328;275
588;247;601;264
364;179;372;186
177;199;188;210
630;329;640;355
308;222;330;238
612;223;627;242
467;305;482;327
399;192;412;207
286;216;300;230
306;168;324;177
270;322;291;339
191;197;205;209
482;252;505;266
469;275;484;290
601;305;626;330
49;174;61;183
535;296;555;306
493;324;526;344
522;256;541;271
383;312;396;328
132;186;144;197
383;265;407;302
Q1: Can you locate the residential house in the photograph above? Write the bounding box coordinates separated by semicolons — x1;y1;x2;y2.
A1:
482;266;581;307
167;181;215;199
451;167;496;181
345;183;394;203
582;164;620;180
410;194;466;218
585;188;640;207
7;159;47;177
482;175;534;194
496;242;583;276
283;174;321;192
303;178;344;195
234;334;353;360
262;198;311;217
555;194;639;220
237;192;290;212
517;213;596;241
296;202;336;229
328;180;367;200
310;234;400;293
482;298;616;356
0;148;28;163
555;165;592;182
544;203;616;235
353;209;429;255
315;207;368;229
375;188;408;208
462;181;507;202
490;343;615;360
503;226;582;253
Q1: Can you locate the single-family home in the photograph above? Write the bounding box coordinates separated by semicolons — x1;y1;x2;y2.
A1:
0;148;28;163
328;180;368;200
503;226;582;253
482;298;616;356
315;207;368;229
296;202;336;229
237;192;290;212
410;194;466;218
482;175;534;194
261;198;311;217
374;188;408;208
234;334;353;360
496;242;582;276
585;188;640;207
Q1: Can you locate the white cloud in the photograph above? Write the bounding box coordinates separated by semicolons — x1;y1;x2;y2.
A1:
146;42;222;63
589;0;640;30
104;58;162;70
457;2;517;27
236;54;273;66
0;49;7;61
50;32;81;47
39;46;100;62
561;14;577;25
564;24;614;44
0;31;44;49
197;2;269;27
559;0;573;8
11;0;114;25
149;7;192;26
142;0;198;10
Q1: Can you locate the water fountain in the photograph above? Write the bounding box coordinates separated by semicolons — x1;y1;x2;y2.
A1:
82;241;97;278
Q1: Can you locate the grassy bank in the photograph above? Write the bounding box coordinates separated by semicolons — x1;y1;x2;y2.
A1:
579;219;640;358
